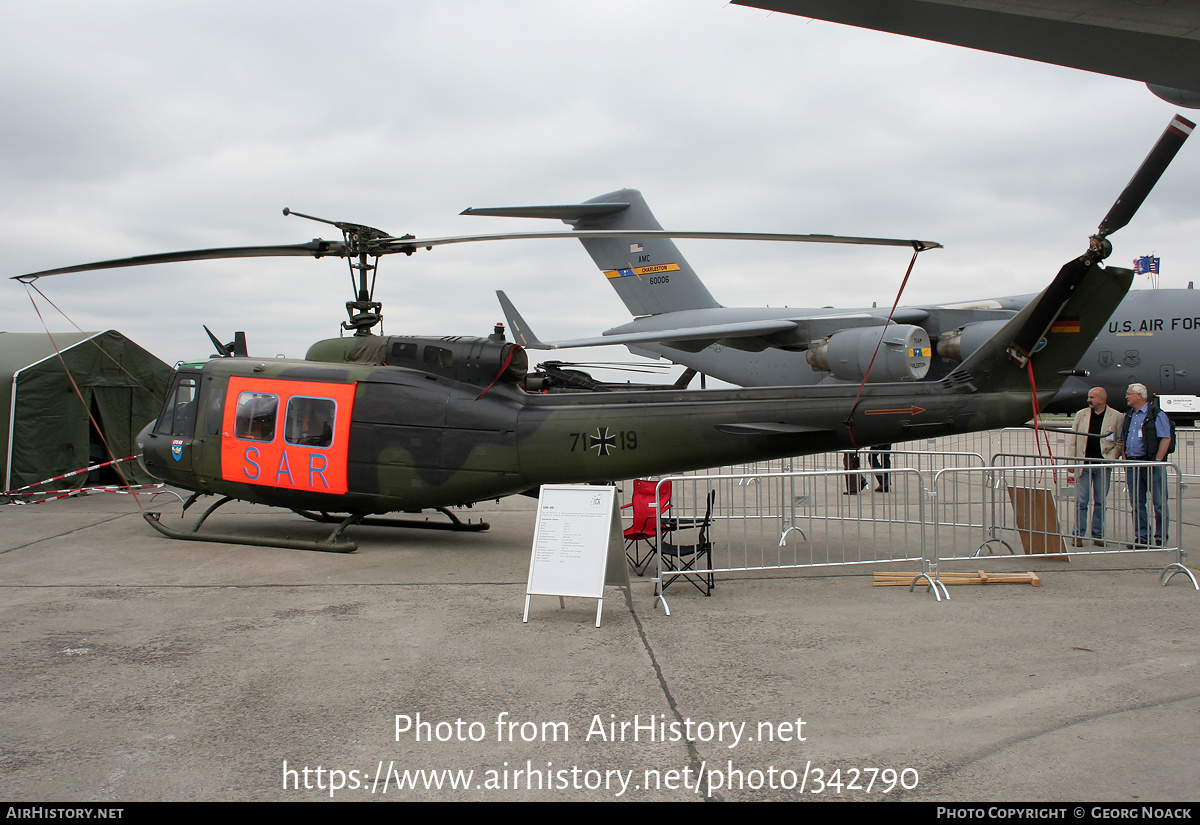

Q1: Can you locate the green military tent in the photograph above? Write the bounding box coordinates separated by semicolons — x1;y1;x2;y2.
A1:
1;331;175;496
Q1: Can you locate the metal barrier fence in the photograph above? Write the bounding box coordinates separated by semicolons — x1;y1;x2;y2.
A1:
646;426;1200;481
657;466;926;567
1170;427;1200;480
929;456;1183;565
630;450;1196;612
645;467;929;614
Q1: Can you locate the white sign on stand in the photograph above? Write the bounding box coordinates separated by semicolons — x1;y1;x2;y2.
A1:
523;484;628;627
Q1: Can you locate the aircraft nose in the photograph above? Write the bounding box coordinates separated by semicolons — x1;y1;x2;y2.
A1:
135;420;155;477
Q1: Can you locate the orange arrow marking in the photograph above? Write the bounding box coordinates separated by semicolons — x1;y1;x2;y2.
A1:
863;405;926;416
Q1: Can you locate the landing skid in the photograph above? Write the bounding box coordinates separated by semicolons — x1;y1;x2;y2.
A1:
291;507;490;532
144;496;360;553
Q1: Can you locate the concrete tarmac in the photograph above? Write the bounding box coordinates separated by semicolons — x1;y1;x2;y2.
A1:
2;491;1198;802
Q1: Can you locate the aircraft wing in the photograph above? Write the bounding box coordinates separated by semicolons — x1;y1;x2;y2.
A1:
734;1;1200;103
528;319;800;350
495;290;935;352
530;321;801;350
496;291;801;349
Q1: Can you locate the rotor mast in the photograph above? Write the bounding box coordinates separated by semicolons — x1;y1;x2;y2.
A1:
283;207;394;335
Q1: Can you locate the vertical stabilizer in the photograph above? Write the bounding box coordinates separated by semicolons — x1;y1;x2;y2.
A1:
573;189;722;316
462;189;722;316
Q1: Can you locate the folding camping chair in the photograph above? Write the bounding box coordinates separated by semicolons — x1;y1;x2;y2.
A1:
622;479;671;575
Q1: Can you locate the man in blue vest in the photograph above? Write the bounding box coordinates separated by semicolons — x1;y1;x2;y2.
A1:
1120;383;1172;548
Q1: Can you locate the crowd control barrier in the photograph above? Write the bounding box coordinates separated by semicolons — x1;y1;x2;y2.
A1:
631;447;1196;614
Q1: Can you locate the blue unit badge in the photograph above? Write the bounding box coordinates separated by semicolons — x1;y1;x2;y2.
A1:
171;439;184;461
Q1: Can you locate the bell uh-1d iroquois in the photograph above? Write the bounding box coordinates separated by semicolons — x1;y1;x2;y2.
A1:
478;118;1199;416
12;116;1190;552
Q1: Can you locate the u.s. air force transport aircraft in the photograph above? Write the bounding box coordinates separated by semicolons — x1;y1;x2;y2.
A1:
468;122;1199;416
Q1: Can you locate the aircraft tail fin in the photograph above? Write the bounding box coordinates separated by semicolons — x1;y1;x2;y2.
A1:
495;290;547;350
955;259;1133;402
464;189;721;316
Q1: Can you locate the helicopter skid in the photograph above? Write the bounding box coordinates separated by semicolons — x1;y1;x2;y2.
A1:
144;495;360;553
291;507;490;533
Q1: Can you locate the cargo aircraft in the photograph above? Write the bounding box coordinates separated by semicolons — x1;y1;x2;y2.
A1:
478;118;1197;416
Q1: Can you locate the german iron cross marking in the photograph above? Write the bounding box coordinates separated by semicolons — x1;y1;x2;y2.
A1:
591;427;617;456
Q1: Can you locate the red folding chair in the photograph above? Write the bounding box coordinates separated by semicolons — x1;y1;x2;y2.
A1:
622;479;671;575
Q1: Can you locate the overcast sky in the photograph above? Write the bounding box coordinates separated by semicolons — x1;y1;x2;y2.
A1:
3;0;1196;371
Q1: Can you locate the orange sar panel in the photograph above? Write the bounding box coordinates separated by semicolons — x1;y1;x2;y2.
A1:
220;376;357;495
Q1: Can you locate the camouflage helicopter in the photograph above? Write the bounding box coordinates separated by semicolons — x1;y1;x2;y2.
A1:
13;116;1190;552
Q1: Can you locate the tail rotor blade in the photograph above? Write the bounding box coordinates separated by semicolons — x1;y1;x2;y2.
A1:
1097;114;1194;238
1015;114;1194;363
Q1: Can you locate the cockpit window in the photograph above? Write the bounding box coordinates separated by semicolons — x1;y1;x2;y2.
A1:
284;397;335;448
234;392;278;442
155;375;199;437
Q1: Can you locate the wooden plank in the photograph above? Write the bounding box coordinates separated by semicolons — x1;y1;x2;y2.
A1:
873;570;1041;586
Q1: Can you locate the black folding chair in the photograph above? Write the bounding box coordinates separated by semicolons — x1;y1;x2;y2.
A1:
659;489;715;596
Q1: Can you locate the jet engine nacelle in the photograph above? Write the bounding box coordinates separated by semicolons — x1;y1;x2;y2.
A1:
936;320;1009;363
805;324;932;382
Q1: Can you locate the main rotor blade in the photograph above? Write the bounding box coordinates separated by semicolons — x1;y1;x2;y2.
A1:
1009;114;1194;361
1097;114;1194;238
377;229;942;253
14;226;940;282
13;240;344;282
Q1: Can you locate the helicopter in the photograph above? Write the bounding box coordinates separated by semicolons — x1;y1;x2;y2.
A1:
12;115;1188;552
